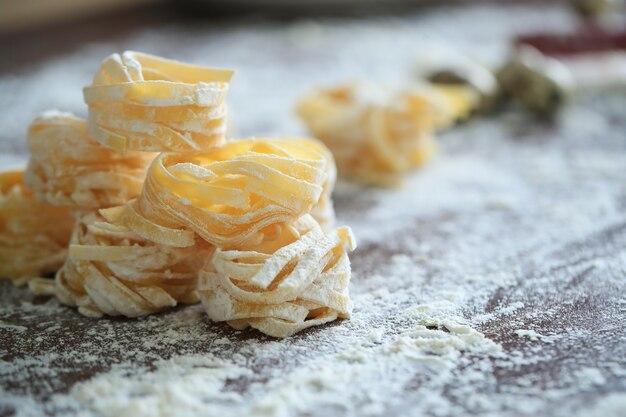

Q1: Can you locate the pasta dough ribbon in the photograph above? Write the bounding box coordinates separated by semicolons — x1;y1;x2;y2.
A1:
310;144;337;231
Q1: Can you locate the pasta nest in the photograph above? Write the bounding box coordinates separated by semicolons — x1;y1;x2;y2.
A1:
297;83;441;186
25;111;154;208
0;170;73;285
103;138;332;249
31;211;212;317
83;51;234;153
197;214;356;338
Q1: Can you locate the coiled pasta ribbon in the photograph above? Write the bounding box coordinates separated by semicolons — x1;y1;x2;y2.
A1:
0;170;73;285
197;215;356;338
25;111;154;208
297;83;440;186
30;211;212;317
83;51;234;153
104;138;330;249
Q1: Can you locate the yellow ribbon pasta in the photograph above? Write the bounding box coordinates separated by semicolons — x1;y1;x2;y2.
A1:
106;138;331;249
83;51;234;153
297;83;441;187
0;170;73;285
30;211;212;317
197;215;355;338
25;111;154;208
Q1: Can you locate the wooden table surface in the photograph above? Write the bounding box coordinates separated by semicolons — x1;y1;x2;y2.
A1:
1;3;625;417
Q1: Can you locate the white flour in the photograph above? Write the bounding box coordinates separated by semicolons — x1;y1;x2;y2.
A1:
1;3;625;417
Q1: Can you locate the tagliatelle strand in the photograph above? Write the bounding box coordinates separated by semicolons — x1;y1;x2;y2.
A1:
83;81;230;107
30;211;213;317
310;144;337;231
84;51;234;152
0;170;74;285
197;214;356;338
100;204;196;248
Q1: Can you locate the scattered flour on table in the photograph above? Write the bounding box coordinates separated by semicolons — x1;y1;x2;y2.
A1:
514;329;562;344
50;300;502;417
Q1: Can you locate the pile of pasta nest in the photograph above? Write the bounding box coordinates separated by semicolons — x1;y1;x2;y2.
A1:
0;51;359;338
0;51;462;337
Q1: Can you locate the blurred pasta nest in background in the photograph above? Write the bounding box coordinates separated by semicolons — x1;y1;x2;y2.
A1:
297;83;447;186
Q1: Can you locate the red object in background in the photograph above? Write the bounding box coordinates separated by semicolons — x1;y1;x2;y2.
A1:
516;28;626;56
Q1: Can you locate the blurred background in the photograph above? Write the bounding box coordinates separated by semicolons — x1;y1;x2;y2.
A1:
0;0;573;74
0;0;624;165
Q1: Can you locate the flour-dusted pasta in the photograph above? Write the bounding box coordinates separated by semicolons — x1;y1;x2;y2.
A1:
30;211;212;317
7;50;356;336
297;83;442;186
0;170;74;285
197;215;355;338
106;138;331;249
25;111;154;208
84;51;234;153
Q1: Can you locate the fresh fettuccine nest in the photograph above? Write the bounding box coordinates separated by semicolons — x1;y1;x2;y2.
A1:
30;211;213;317
104;138;332;249
197;214;355;338
3;49;356;337
297;83;443;186
0;170;74;285
83;51;234;153
25;111;154;208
